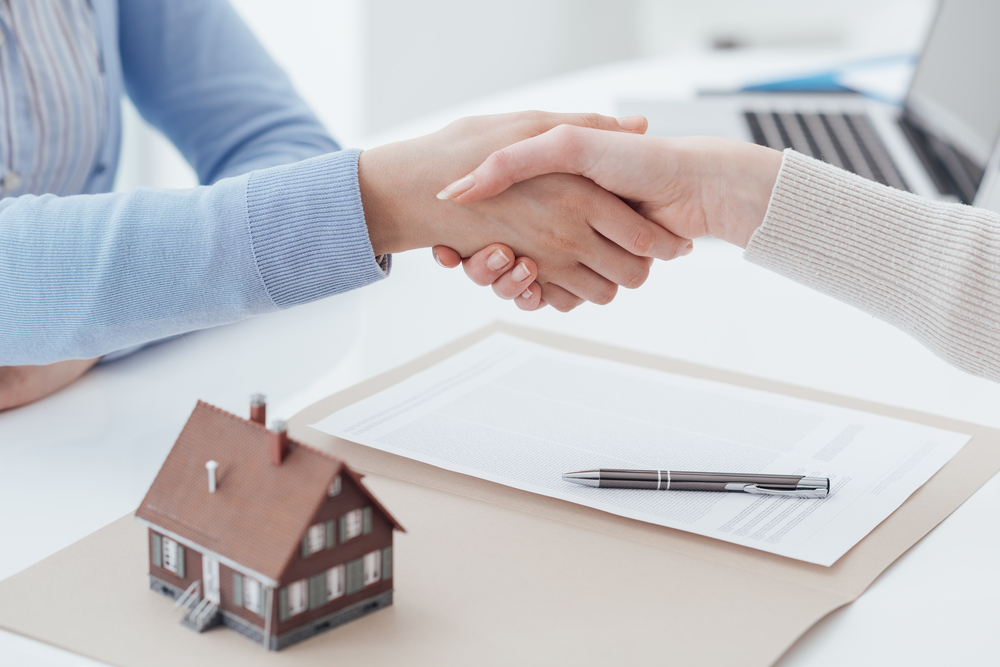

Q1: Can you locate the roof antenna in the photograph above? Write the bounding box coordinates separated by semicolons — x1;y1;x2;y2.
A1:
206;460;219;493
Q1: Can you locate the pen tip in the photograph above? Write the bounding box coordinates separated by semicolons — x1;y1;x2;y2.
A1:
562;471;600;487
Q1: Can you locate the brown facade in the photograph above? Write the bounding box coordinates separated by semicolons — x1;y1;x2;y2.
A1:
147;474;395;641
148;529;202;597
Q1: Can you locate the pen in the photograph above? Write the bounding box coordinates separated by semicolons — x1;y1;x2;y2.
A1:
562;469;830;498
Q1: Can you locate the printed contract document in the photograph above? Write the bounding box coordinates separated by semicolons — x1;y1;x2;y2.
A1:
313;333;970;565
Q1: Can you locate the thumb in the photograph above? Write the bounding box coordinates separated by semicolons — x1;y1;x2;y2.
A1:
435;124;615;204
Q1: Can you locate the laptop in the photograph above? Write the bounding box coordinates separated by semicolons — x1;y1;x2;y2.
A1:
618;0;1000;208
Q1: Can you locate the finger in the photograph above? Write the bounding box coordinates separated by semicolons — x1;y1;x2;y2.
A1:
432;245;462;268
514;281;543;311
587;187;691;262
492;257;537;300
461;243;516;286
437;124;608;203
540;282;585;312
614;115;648;134
546;112;646;134
545;264;620;306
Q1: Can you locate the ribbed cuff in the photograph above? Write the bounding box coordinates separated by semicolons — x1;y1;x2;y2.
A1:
745;149;1000;381
245;149;389;308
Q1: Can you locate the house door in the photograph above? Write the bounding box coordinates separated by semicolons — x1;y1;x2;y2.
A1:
203;557;220;605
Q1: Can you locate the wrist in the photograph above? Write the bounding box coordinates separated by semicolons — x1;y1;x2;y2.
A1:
705;141;782;248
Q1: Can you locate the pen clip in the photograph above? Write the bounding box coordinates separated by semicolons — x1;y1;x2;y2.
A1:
741;484;828;499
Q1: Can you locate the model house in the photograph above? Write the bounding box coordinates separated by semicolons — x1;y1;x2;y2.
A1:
135;395;404;650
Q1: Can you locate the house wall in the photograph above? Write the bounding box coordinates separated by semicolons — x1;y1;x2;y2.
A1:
147;529;202;597
266;473;395;637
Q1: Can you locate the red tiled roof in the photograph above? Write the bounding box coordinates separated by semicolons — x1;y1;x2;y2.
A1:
135;401;402;582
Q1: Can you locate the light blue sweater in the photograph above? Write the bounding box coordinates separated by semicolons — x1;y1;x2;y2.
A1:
0;0;387;365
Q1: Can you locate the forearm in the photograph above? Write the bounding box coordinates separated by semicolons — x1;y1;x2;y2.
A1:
121;0;339;184
0;150;385;365
745;150;1000;382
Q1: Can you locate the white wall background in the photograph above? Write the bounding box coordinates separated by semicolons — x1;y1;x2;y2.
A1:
114;0;937;193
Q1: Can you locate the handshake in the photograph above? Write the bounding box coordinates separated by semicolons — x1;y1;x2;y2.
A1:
360;111;783;311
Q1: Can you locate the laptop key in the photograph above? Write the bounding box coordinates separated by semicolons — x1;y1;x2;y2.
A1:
777;113;815;158
845;115;908;191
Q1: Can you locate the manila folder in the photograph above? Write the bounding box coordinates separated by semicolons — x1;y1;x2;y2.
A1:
1;322;998;667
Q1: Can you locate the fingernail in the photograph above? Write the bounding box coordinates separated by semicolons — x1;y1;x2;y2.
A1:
680;242;694;256
486;248;510;271
512;261;530;282
520;287;533;299
433;249;445;267
616;115;645;131
436;174;475;200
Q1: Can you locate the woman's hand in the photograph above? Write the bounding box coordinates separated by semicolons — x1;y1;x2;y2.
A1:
433;243;544;310
0;358;98;411
436;127;783;249
360;112;692;311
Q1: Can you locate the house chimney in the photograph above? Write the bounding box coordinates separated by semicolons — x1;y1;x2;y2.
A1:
250;393;266;425
206;460;219;493
270;420;289;466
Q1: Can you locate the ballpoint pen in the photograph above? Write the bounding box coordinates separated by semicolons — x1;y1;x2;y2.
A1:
562;469;830;498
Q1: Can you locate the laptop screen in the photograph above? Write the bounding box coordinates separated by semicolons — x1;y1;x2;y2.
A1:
905;0;1000;169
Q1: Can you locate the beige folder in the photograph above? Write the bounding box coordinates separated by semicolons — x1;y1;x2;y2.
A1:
2;322;999;667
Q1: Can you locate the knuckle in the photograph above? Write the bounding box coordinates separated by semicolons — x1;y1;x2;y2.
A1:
621;263;650;290
593;283;618;306
578;112;607;129
518;110;551;133
627;225;656;256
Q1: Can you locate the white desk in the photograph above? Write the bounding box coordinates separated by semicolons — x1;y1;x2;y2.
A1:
2;50;998;666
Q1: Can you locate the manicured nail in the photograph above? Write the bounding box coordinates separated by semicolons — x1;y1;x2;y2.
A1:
512;262;530;282
436;175;475;200
433;249;445;267
616;115;645;131
520;287;533;299
486;248;510;271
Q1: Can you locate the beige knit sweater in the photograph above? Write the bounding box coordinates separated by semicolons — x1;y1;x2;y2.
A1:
744;150;1000;383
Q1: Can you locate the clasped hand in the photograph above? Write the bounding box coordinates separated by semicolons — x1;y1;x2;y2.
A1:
359;111;694;312
429;119;782;309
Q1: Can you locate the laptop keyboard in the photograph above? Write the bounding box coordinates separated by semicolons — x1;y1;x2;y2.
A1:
745;111;910;192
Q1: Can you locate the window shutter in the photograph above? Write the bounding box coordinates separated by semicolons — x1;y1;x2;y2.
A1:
233;572;244;608
346;558;364;595
176;544;186;579
339;515;347;543
308;574;326;610
151;533;162;568
301;533;310;558
362;507;372;535
382;547;393;580
278;587;290;621
325;520;335;548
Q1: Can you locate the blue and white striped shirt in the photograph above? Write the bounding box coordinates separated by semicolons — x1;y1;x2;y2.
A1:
0;0;106;199
0;0;387;365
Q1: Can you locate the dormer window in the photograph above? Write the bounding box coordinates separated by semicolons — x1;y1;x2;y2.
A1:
328;475;342;497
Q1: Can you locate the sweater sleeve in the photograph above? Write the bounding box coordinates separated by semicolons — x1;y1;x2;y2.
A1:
0;150;386;366
744;149;1000;382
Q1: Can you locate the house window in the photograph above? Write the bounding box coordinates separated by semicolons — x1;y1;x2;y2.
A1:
243;577;262;614
345;509;363;540
288;580;308;616
161;538;179;574
327;565;345;601
307;523;325;555
363;550;381;586
328;475;342;496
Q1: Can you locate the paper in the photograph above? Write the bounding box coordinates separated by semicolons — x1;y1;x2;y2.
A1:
313;333;970;565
